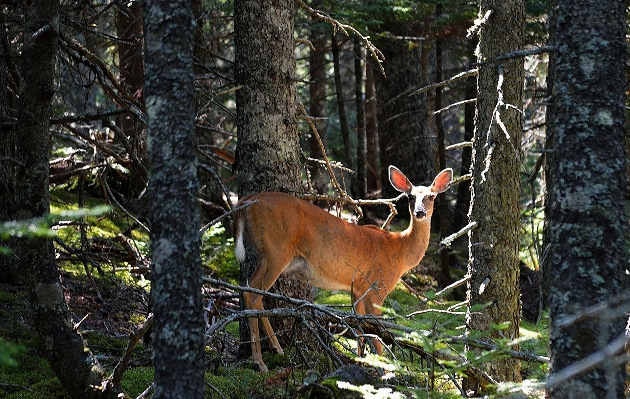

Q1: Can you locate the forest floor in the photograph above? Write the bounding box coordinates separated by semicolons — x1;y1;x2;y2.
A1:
0;196;545;398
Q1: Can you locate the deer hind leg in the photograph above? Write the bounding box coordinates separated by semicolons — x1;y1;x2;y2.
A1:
242;255;291;371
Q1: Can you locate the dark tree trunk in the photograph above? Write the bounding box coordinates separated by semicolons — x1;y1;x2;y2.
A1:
465;0;524;387
374;36;433;199
365;60;380;194
307;17;328;195
14;2;119;398
143;0;205;397
331;33;356;196
453;40;476;234
434;12;450;286
354;38;367;199
544;0;628;397
115;0;147;201
234;0;312;357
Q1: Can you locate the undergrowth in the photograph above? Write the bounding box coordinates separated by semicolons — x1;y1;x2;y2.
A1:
0;188;550;398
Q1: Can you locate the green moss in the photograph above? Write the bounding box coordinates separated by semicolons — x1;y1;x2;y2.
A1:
121;367;154;397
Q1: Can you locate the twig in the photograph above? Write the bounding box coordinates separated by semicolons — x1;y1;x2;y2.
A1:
434;274;471;298
135;382;154;399
295;0;385;76
439;221;477;250
50;108;128;124
544;333;629;390
471;45;557;67
434;98;476;115
99;174;150;233
445;141;472;151
107;314;154;392
409;69;478;96
199;202;255;234
555;293;630;329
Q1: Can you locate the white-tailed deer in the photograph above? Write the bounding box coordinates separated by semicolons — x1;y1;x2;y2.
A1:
234;166;452;371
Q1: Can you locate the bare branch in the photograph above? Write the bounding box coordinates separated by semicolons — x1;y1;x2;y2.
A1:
409;69;478;96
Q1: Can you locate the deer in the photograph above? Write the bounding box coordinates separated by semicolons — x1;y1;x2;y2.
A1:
233;166;453;372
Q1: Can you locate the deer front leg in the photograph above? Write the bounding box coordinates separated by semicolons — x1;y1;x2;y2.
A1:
352;288;384;356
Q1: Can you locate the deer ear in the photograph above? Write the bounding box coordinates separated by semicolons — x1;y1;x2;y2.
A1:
431;168;453;193
389;166;413;193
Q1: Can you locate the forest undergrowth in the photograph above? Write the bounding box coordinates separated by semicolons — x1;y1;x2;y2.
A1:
0;189;549;399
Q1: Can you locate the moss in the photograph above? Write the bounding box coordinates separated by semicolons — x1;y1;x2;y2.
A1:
121;367;154;397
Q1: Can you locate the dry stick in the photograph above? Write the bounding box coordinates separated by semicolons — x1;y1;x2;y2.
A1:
199;202;255;234
555;293;630;329
434;98;477;115
294;0;385;76
544;333;629;390
99;174;150;233
439;220;477;250
471;45;557;67
107;314;154;391
409;69;478;97
445;141;472;151
204;277;550;364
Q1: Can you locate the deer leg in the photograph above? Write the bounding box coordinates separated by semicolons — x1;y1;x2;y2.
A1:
242;291;268;372
352;288;384;356
243;256;290;371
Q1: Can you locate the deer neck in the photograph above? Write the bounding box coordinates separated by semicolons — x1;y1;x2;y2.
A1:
399;215;432;270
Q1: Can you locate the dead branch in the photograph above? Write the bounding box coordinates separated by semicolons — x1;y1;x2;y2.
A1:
544;333;628;390
295;0;385;76
409;69;478;97
471;45;557;67
439;221;477;250
106;314;154;392
203;277;550;365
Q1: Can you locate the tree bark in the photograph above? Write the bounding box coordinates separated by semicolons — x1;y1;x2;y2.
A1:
234;0;312;357
14;2;119;398
354;38;367;199
307;16;328;195
143;0;205;397
365;60;380;194
115;0;147;201
544;0;628;397
465;0;524;387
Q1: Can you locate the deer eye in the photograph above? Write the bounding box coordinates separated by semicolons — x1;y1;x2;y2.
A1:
427;194;436;201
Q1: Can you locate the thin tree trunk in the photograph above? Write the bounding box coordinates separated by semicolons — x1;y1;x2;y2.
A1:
354;38;366;199
453;39;476;233
308;16;328;195
434;12;450;286
331;33;355;196
544;0;628;396
365;61;380;194
465;0;524;388
15;2;119;398
143;0;205;397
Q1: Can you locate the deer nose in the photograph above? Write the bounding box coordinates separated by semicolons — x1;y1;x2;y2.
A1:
414;209;426;218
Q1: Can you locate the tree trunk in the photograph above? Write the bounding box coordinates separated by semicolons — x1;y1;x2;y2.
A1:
453;39;476;234
234;0;312;357
434;12;450;287
374;36;433;199
365;61;380;194
354;38;367;199
14;2;119;398
307;16;328;195
331;33;356;196
143;0;205;397
544;0;628;397
465;0;524;387
115;0;147;201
